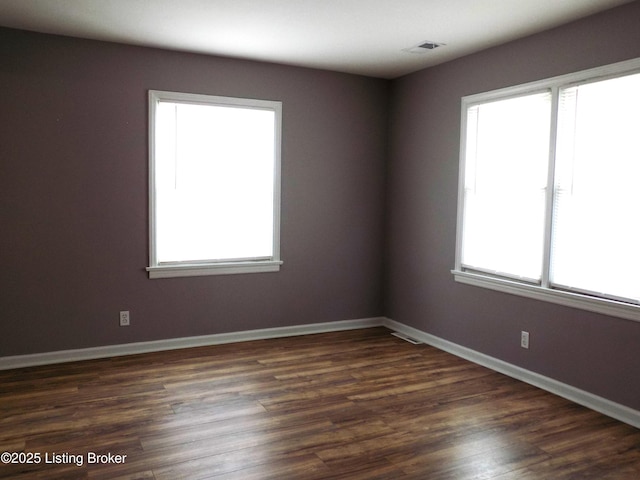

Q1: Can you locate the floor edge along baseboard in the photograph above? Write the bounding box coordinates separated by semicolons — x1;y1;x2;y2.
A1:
1;315;638;430
0;317;385;370
383;318;640;430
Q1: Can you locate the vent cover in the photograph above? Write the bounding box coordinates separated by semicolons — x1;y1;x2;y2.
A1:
403;41;445;54
391;331;423;345
418;41;442;50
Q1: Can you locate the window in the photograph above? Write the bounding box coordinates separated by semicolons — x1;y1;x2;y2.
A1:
147;90;282;278
453;58;640;322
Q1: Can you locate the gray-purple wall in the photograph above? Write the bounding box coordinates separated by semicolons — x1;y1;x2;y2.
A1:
2;2;640;412
0;28;388;356
385;1;640;410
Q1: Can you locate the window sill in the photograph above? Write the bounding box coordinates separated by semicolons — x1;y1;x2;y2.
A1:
147;260;282;279
452;270;640;323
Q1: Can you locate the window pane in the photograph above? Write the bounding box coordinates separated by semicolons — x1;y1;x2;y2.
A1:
551;73;640;303
461;92;551;280
155;101;276;263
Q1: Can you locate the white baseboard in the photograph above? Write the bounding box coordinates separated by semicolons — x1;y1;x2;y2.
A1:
4;315;637;430
0;317;385;371
383;318;640;430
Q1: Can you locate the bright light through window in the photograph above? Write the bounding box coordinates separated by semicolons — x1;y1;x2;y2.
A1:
461;92;551;281
147;91;282;278
455;59;640;320
552;73;640;302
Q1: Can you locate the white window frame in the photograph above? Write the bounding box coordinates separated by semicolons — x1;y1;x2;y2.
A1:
452;57;640;323
146;90;282;279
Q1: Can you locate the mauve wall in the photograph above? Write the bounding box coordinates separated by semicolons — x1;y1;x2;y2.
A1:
385;1;640;410
0;28;388;356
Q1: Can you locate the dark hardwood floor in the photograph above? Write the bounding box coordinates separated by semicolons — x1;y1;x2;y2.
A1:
0;327;638;479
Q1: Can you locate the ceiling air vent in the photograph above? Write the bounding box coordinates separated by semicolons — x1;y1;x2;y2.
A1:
403;41;445;54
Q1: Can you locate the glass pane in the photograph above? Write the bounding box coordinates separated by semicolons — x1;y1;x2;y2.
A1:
551;73;640;303
155;102;275;263
461;92;551;280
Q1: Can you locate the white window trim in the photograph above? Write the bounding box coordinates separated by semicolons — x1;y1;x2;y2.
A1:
147;260;283;279
147;90;282;279
453;57;640;323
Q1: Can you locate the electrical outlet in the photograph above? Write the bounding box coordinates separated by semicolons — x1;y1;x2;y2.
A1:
119;310;130;327
521;330;529;349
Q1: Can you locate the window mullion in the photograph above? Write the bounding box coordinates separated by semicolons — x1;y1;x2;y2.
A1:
453;57;640;322
540;86;559;289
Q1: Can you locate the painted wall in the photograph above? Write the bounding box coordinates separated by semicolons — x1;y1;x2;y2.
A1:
385;1;640;410
0;28;388;356
2;2;639;414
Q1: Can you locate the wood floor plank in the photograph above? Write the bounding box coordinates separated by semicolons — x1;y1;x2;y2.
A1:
0;327;638;479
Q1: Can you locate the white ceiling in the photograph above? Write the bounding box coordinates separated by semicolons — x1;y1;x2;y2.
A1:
0;0;633;78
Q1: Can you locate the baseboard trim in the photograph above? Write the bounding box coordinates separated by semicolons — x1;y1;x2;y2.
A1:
383;318;640;430
0;317;385;370
5;316;637;429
